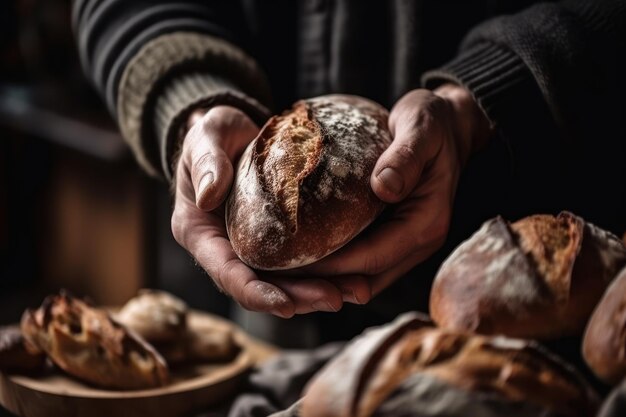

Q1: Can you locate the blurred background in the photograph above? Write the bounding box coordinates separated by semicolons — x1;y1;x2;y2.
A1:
0;3;319;413
0;0;236;333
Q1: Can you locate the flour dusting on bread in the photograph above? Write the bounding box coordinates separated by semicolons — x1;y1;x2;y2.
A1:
226;94;391;270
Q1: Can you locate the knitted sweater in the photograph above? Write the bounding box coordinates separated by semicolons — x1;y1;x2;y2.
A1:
73;0;626;229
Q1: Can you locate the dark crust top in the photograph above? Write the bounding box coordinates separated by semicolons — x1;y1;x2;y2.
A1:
430;211;626;339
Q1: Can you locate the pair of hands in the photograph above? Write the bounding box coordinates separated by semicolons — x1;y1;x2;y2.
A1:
171;84;492;318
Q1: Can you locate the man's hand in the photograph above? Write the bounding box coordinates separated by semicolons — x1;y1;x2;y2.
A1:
304;84;493;297
171;106;367;317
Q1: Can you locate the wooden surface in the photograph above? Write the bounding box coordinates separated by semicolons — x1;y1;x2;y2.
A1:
0;311;279;417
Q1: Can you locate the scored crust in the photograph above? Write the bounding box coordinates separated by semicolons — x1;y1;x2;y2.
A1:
21;292;169;390
430;212;626;339
226;95;392;270
301;313;598;417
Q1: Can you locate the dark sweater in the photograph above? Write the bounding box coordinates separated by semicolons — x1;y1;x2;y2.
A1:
73;0;626;319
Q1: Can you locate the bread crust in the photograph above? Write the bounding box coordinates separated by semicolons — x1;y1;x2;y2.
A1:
430;212;626;339
302;313;598;417
226;95;391;270
583;265;626;384
116;289;187;343
21;293;169;390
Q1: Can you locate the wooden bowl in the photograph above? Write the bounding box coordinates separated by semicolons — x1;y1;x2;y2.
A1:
0;311;277;417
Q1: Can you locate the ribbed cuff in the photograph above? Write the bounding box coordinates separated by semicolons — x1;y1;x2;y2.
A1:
422;42;532;127
117;32;272;177
154;72;271;180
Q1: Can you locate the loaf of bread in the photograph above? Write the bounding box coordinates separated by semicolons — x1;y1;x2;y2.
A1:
21;292;169;389
583;265;626;385
430;212;626;339
116;290;238;364
226;95;391;270
116;289;188;343
301;312;598;417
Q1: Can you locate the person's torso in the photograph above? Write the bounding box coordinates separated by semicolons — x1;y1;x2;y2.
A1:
240;0;546;110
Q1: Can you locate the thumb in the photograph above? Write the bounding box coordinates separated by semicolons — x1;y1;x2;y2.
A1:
187;137;234;211
371;122;428;203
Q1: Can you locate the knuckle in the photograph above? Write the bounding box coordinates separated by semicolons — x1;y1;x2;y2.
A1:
392;142;422;173
216;257;240;288
192;151;214;173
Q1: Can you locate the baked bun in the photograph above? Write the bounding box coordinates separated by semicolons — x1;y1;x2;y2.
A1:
302;313;598;417
117;290;238;364
116;289;187;343
0;325;45;373
21;292;169;390
226;94;391;270
430;212;626;339
583;265;626;384
156;321;239;364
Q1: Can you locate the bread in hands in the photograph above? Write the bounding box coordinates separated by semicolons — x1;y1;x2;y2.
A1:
226;94;392;270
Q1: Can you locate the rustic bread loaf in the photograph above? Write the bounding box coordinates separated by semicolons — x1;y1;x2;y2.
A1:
583;265;626;385
21;292;169;389
430;212;626;339
226;95;391;270
116;290;238;364
301;313;598;417
116;289;188;343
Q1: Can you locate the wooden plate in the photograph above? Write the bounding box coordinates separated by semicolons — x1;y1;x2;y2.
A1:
0;311;278;417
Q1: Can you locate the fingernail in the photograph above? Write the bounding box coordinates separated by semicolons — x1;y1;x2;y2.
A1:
341;288;359;304
312;301;338;312
270;308;293;319
377;167;404;196
198;171;215;195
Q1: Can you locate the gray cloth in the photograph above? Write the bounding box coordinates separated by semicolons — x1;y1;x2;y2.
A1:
228;343;343;417
597;378;626;417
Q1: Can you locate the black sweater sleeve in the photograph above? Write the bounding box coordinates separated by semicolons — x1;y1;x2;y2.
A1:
423;0;626;231
72;0;271;178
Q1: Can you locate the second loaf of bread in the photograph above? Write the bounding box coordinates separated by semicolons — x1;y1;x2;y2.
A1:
430;212;626;339
226;95;391;270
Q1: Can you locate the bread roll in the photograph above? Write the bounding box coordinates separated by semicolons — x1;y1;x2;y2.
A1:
301;312;598;417
430;212;626;339
226;95;391;270
583;265;626;385
21;292;169;390
116;289;188;343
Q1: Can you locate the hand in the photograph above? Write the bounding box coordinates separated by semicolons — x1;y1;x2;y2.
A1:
304;84;493;297
171;106;369;317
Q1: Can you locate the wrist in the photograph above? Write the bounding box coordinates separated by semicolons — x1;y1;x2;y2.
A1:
434;83;493;166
